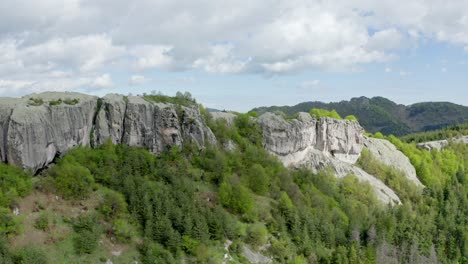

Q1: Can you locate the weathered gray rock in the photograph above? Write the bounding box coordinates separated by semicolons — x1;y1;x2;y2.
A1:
4;92;98;172
257;112;364;164
210;111;237;126
0;92;216;172
364;137;423;186
416;136;468;151
280;147;401;205
94;94;127;145
242;246;272;264
258;112;400;204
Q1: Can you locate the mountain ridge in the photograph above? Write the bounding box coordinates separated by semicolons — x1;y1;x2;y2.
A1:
251;96;468;136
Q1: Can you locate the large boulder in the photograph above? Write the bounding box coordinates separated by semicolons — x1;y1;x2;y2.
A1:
416;136;468;151
0;92;216;172
257;112;400;205
3;92;98;172
364;137;423;186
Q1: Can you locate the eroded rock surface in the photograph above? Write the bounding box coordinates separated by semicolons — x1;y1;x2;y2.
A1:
257;112;401;205
416;136;468;151
3;92;98;172
364;137;423;186
0;92;216;172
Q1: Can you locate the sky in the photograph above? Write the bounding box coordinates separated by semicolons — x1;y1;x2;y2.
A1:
0;0;468;112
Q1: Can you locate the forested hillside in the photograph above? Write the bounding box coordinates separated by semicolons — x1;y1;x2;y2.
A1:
0;111;467;263
251;97;468;136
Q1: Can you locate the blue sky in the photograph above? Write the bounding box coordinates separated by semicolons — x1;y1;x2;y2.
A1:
0;0;467;112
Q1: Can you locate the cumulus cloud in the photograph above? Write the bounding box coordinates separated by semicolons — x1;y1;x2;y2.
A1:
129;75;148;85
1;0;468;94
92;74;113;88
299;80;320;89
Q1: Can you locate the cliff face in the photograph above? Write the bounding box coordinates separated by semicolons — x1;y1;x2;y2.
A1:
257;112;402;205
0;92;215;172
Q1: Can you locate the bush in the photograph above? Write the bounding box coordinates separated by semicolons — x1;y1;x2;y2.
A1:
112;219;136;243
48;159;94;199
34;213;49;231
0;208;20;236
98;189;127;220
27;98;44;106
73;214;101;254
49;99;62;106
63;98;80;105
14;246;48;264
309;108;342;119
345;115;358;121
247;223;268;247
0;163;32;208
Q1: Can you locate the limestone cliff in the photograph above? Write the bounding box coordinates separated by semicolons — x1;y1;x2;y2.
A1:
256;112;402;205
0;92;215;172
363;137;423;186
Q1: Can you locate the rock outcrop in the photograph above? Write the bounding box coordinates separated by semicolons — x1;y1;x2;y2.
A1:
364;137;423;186
0;92;216;172
257;112;401;205
416;136;468;151
1;92;98;172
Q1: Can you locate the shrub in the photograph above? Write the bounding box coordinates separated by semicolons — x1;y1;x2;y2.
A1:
309;108;342;119
49;99;62;106
247;223;268;247
63;98;80;105
73;214;101;254
0;163;32;208
48;159;94;199
0;208;20;236
345;115;358;121
112;219;136;243
27;98;44;106
98;189;127;220
34;213;49;231
13;246;48;264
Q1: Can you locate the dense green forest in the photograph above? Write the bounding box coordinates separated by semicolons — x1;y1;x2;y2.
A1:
251;97;468;136
401;123;468;143
0;111;467;263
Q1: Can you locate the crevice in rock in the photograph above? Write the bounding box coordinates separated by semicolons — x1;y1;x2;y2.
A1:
120;96;129;145
90;98;103;148
2;108;14;163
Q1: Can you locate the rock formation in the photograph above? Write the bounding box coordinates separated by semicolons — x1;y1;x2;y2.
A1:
0;92;215;172
257;112;402;205
416;136;468;151
364;137;423;186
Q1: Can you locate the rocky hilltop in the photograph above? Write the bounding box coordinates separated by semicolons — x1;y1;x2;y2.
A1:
0;92;215;172
256;112;403;205
0;92;425;205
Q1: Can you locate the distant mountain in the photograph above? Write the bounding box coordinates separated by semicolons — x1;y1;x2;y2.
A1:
251;97;468;136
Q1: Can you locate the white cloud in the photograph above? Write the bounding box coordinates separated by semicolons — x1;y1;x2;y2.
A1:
299;80;320;89
131;45;174;70
0;79;34;91
385;67;392;73
1;0;468;94
129;75;148;85
441;67;447;73
92;74;113;88
193;44;251;73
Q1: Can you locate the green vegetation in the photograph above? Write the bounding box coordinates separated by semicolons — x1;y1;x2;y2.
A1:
401;122;468;143
345;115;358;121
63;98;79;105
48;99;62;106
309;108;342;119
0;109;467;263
27;98;44;106
143;91;196;107
252;96;468;136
